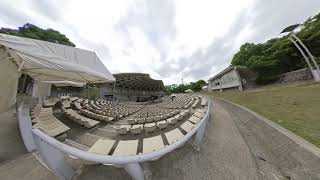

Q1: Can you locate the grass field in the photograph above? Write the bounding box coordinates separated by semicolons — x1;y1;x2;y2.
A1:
206;82;320;147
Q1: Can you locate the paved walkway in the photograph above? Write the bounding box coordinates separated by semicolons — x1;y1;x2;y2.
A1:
216;98;320;180
0;153;57;180
0;107;26;164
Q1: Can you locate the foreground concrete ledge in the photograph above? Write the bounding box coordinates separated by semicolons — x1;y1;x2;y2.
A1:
214;96;320;159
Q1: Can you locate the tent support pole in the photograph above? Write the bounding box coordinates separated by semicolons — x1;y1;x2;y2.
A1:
21;74;27;93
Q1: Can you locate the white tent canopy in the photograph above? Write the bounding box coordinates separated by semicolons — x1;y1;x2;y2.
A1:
0;33;115;112
42;81;85;87
0;33;115;83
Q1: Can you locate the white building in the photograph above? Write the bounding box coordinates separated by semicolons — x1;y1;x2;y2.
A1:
208;65;257;91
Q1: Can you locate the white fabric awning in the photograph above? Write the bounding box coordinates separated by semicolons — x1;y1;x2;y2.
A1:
0;33;115;83
42;80;85;87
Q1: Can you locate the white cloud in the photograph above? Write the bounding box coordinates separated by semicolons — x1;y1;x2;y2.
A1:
174;0;253;51
0;0;319;85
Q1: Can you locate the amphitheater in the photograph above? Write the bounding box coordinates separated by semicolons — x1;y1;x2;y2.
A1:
24;94;210;180
32;94;208;156
0;34;212;180
1;32;320;180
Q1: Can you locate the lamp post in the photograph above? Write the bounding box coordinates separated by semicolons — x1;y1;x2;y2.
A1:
280;24;320;81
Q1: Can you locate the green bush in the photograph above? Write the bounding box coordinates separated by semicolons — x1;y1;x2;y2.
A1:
0;23;75;47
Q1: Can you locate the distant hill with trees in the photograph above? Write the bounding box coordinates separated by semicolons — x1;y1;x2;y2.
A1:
232;12;320;84
0;23;75;47
165;80;207;93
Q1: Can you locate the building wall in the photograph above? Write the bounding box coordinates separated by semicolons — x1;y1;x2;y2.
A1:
208;69;241;91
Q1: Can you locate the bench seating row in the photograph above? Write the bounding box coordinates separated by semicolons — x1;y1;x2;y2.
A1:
67;116;203;158
115;108;206;135
63;108;99;128
32;106;70;137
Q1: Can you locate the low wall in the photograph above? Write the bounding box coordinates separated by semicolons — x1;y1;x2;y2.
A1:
278;68;313;83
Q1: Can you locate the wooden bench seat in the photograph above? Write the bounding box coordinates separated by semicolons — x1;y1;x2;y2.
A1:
113;140;138;156
130;124;143;134
167;116;178;125
113;125;130;135
188;115;201;124
33;123;70;137
180;121;196;133
32;107;70;137
144;123;157;133
157;120;168;129
143;135;165;153
165;129;184;145
88;139;115;155
193;111;205;119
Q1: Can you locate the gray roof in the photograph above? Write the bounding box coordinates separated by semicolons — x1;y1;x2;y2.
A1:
208;65;247;81
113;73;164;91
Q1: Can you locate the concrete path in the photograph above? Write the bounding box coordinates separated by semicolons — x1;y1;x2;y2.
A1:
216;97;320;180
0;107;27;164
0;153;57;180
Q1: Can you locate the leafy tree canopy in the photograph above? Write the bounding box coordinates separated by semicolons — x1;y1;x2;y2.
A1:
0;23;75;47
165;80;207;94
231;12;320;84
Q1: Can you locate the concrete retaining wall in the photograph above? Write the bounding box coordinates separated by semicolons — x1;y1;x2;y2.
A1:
278;68;313;83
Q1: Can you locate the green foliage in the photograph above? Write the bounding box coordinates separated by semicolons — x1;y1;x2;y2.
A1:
231;12;320;84
80;84;100;99
165;80;207;94
0;23;75;47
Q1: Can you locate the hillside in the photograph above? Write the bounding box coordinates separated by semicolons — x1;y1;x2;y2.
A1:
232;12;320;84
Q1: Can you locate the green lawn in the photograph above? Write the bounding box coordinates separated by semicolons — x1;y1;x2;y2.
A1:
206;82;320;147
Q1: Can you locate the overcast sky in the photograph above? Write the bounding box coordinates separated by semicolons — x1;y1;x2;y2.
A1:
0;0;319;84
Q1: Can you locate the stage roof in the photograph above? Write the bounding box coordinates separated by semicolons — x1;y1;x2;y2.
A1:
112;73;164;91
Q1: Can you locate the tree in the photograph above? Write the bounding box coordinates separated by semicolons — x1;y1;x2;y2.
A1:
189;80;206;91
165;79;207;93
0;23;75;47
